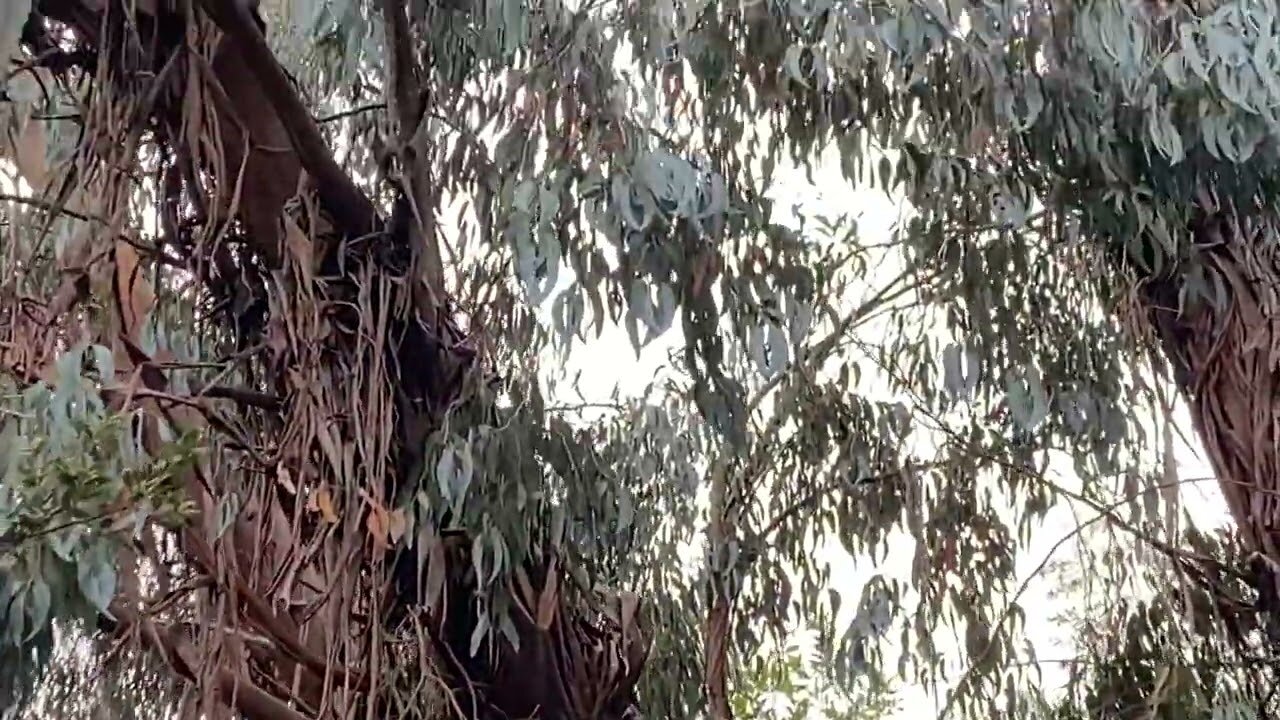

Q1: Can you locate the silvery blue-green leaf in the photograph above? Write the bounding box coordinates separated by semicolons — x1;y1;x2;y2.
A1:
1253;32;1280;86
156;415;177;443
54;344;85;392
216;493;240;539
1213;702;1252;720
1213;62;1252;111
701;172;728;219
6;587;25;644
452;443;474;506
6;73;40;104
1161;49;1188;87
1182;26;1210;82
617;490;634;531
993;188;1028;229
488;527;506;584
624;312;642;356
77;544;116;617
748;322;767;377
512;180;536;213
436;447;457;503
513;228;537;284
529;235;561;306
1006;367;1050;432
651;284;677;335
942;343;966;399
538;183;561;222
49;525;81;561
783;44;809;87
25;579;49;640
1059;391;1093;434
963;347;981;397
1012;79;1044;131
629;278;655;335
612;174;649;231
0;422;20;485
471;532;486;586
787;295;813;342
469;612;489;657
499;611;520;652
552;287;584;348
1206;27;1248;67
139;316;161;357
764;322;788;378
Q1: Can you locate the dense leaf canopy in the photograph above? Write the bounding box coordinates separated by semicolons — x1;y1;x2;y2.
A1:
0;0;1277;718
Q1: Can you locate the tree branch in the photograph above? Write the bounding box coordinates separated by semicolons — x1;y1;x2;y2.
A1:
379;0;421;144
195;383;282;410
197;0;380;237
316;103;386;125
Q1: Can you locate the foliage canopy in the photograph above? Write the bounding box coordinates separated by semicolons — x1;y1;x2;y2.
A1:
0;0;1277;718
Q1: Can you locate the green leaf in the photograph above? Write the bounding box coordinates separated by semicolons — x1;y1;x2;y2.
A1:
436;447;457;503
76;543;116;618
617;490;634;531
1005;367;1050;432
469;613;489;657
764;322;789;378
942;343;966;399
25;578;50;640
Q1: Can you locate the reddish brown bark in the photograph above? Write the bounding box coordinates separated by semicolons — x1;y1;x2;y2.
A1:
1145;238;1280;564
21;2;650;719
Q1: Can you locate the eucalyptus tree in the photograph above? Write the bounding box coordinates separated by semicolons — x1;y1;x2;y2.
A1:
0;0;1276;719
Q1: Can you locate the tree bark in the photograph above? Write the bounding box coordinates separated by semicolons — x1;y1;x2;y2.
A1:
1144;236;1280;564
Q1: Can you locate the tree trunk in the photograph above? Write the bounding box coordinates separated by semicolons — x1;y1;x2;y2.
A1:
1145;234;1280;569
20;2;649;719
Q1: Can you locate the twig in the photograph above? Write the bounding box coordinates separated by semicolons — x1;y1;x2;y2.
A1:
0;192;98;223
315;103;385;124
195;383;282;411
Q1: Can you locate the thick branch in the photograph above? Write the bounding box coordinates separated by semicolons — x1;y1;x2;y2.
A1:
198;0;379;236
379;0;421;144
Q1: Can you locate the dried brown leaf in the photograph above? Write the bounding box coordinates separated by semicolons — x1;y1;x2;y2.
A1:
387;509;407;544
282;213;313;284
313;488;338;524
536;557;559;630
514;567;537;609
367;506;389;549
115;240;155;343
13;118;48;190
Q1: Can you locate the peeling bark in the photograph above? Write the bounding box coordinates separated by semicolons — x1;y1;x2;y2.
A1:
1145;236;1280;564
